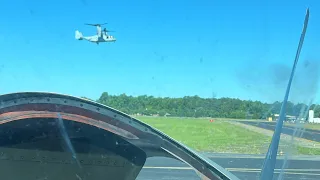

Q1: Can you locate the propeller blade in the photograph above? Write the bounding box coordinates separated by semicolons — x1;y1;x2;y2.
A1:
85;23;108;26
85;23;97;26
103;28;115;32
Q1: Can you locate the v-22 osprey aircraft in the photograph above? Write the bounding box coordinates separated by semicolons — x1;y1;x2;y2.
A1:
75;23;116;44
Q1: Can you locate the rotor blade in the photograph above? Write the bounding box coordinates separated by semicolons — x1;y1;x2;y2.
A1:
259;8;309;180
85;23;98;26
85;23;108;26
103;28;115;32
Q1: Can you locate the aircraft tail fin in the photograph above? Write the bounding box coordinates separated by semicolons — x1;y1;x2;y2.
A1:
75;30;83;40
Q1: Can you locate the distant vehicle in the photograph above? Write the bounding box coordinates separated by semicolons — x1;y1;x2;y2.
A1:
75;23;116;44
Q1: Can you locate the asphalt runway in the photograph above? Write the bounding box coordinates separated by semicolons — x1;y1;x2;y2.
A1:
137;155;320;180
240;121;320;142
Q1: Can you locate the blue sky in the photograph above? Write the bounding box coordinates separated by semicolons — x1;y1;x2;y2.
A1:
0;0;319;103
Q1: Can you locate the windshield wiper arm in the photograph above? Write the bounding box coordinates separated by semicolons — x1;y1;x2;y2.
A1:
259;8;309;180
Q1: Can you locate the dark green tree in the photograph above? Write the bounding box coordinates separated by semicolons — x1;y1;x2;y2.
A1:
92;92;314;119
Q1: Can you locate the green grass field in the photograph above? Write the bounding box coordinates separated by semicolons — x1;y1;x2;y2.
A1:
134;116;320;155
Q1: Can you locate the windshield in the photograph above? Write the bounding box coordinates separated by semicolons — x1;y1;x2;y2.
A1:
0;0;319;180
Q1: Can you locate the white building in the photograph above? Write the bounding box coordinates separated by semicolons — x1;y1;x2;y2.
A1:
308;110;320;123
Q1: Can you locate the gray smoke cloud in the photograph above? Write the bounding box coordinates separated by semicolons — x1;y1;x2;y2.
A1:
236;59;320;103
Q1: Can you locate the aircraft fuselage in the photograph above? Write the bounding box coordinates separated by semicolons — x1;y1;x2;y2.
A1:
82;34;116;44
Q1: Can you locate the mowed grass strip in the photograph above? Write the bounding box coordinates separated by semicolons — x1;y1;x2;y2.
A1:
135;116;270;154
134;116;320;155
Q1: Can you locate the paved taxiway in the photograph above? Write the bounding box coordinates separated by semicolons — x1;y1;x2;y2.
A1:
240;121;320;142
137;154;320;180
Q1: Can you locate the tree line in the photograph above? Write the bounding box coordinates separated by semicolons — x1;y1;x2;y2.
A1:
82;92;320;119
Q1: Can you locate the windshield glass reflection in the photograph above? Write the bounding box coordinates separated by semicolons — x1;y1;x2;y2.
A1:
0;0;320;180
